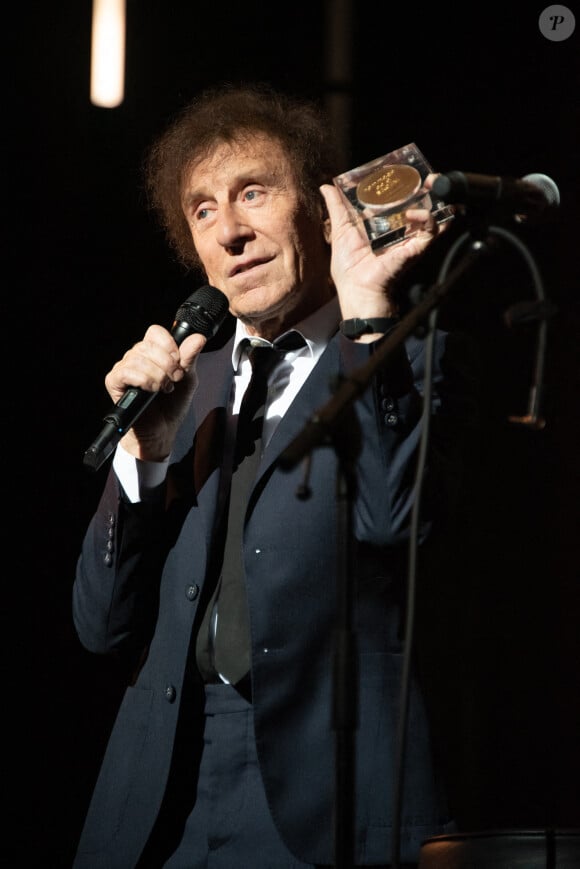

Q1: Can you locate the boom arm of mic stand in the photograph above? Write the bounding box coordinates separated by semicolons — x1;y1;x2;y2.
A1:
279;233;496;471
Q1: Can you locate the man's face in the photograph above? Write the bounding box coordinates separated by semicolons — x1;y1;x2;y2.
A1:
181;135;333;335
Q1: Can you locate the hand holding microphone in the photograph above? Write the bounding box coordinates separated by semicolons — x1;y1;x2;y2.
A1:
84;285;229;471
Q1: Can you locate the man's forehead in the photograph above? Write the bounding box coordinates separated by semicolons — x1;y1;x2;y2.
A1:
192;135;287;173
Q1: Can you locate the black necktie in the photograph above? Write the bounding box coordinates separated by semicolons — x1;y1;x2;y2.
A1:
196;333;305;686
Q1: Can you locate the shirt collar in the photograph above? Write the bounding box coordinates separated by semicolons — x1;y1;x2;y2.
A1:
231;295;340;369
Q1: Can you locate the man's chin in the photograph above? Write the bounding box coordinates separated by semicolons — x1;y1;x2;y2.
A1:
231;283;287;321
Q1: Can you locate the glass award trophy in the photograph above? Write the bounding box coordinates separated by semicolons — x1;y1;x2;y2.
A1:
333;143;454;252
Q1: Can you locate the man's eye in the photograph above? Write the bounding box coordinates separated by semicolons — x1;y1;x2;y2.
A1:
244;189;261;202
196;207;210;220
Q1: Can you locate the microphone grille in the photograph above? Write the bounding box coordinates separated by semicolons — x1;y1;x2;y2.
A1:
522;173;560;208
173;285;229;339
181;284;229;317
178;284;228;319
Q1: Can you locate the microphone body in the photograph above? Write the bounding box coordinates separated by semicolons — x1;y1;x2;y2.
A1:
431;171;560;223
84;284;229;471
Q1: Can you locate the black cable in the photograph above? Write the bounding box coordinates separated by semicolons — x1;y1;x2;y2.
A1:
390;306;439;869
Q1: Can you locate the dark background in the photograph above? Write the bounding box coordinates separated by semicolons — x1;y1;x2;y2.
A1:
7;2;579;866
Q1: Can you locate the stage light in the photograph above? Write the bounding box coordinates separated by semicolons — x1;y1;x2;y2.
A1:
90;0;126;108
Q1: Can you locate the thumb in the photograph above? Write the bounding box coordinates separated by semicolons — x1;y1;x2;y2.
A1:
178;333;208;371
320;183;361;245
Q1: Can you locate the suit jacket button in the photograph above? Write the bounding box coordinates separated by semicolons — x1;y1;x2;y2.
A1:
164;684;176;703
185;584;199;601
381;396;396;412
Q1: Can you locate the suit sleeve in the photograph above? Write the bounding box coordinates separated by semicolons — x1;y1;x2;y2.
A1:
339;327;480;547
72;469;169;656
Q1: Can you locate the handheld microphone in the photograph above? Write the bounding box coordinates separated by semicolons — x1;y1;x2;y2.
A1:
83;284;229;472
431;171;560;223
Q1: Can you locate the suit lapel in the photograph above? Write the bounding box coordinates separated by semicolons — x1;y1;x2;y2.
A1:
261;338;340;474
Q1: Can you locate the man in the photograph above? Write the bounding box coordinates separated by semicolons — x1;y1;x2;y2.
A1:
73;83;475;867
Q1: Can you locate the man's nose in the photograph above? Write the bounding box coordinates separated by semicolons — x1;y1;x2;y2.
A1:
215;202;253;249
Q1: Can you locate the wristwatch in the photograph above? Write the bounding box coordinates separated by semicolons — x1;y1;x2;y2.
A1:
339;317;399;339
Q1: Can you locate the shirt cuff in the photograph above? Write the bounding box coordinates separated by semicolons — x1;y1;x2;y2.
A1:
112;443;169;504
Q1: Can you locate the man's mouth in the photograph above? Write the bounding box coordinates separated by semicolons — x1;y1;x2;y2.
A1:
229;257;271;278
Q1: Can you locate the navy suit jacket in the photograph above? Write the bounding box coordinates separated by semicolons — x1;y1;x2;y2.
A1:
73;318;476;866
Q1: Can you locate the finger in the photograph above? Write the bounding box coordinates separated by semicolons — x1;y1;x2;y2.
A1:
319;183;353;233
107;330;181;395
405;208;439;238
142;323;181;357
405;206;435;223
423;172;440;191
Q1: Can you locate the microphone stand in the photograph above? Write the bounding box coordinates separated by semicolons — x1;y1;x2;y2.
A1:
294;388;362;869
279;222;502;869
330;398;361;869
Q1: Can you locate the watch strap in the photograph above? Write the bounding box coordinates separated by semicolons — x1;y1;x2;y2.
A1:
339;317;400;339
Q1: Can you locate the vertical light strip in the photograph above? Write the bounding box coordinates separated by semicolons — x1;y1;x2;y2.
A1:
90;0;126;108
